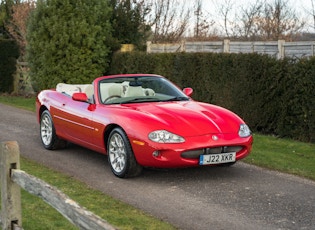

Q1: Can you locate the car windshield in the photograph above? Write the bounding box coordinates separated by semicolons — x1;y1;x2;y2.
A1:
99;76;190;104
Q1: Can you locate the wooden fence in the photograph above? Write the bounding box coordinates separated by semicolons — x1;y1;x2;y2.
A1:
13;61;34;96
146;40;315;59
0;141;116;230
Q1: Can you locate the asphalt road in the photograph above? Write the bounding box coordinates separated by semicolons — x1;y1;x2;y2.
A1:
1;103;315;230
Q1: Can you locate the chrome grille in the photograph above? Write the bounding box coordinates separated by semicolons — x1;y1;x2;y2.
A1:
181;146;243;159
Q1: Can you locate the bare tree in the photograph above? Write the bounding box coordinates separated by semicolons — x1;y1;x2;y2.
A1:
146;0;191;43
211;0;304;41
236;0;264;40
311;0;315;30
309;0;315;30
255;0;305;40
303;0;315;31
212;0;235;38
193;0;214;39
5;0;35;58
194;0;202;38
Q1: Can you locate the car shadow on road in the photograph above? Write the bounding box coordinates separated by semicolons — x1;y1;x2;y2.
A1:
140;163;248;181
37;142;251;184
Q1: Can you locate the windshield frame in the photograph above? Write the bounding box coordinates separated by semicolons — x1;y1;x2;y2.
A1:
97;75;190;105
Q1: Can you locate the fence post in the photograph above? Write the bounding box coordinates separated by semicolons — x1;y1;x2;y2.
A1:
223;39;230;53
146;41;152;53
0;141;22;230
278;40;285;59
180;40;186;52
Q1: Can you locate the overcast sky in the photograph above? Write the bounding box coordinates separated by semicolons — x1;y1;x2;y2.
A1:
191;0;312;14
183;0;315;34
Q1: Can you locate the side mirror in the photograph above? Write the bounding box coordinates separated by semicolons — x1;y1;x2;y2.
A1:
72;92;88;102
183;87;193;97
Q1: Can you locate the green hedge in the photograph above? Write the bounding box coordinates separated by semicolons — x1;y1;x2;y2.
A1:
110;52;315;142
0;39;19;93
27;0;112;91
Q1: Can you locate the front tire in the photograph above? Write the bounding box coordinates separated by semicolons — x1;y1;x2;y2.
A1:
107;128;143;178
40;110;66;150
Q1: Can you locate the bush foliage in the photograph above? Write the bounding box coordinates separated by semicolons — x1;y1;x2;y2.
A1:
110;52;315;142
0;39;19;93
26;0;113;91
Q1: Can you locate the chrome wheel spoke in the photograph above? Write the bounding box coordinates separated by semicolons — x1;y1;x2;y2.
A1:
109;133;127;173
41;114;53;145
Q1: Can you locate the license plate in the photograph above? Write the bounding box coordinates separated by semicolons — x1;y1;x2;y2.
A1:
199;152;236;165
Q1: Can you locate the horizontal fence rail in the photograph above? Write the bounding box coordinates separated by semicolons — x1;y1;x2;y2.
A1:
147;40;315;59
0;141;116;230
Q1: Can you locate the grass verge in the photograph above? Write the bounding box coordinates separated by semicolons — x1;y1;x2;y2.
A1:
0;95;36;112
0;156;175;229
244;133;315;181
18;157;175;230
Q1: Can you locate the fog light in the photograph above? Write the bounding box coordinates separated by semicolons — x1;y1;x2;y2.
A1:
152;150;160;157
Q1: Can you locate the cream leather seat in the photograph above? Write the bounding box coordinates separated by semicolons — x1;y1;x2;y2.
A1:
56;83;81;96
82;85;94;101
100;83;123;102
143;88;155;96
56;83;93;99
108;84;123;97
124;86;145;97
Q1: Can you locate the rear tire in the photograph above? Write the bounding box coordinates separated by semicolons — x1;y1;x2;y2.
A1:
107;128;143;178
40;110;66;150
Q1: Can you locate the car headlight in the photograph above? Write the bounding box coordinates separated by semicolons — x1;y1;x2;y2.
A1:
148;130;185;143
238;124;251;137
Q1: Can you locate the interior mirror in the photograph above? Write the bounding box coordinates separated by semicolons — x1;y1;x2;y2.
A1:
183;87;193;97
72;92;88;102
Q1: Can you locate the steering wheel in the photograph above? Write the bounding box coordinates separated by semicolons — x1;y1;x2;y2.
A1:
104;95;121;103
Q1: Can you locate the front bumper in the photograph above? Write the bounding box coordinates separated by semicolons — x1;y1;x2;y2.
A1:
131;133;253;168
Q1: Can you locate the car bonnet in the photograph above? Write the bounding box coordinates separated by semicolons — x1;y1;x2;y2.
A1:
122;101;242;137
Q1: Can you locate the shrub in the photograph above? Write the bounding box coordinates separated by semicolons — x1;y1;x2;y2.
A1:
27;0;113;91
0;39;19;93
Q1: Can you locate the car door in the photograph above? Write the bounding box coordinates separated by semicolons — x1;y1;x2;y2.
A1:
51;94;94;146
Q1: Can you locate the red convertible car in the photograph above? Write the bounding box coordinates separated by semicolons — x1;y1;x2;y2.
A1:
36;74;253;178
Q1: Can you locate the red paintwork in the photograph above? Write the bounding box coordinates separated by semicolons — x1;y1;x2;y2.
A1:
36;74;253;168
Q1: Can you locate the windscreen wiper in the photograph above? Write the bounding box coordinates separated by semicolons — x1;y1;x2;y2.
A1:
122;97;162;104
163;96;190;102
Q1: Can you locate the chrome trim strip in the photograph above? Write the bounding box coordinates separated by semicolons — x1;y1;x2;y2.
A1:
54;115;95;130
